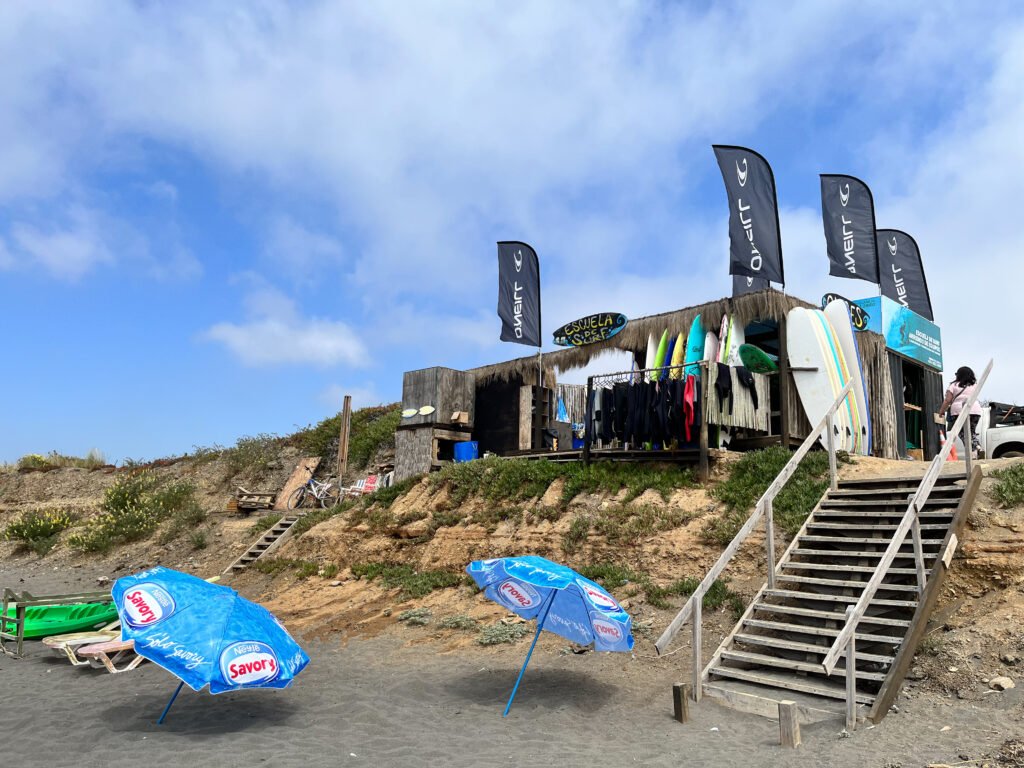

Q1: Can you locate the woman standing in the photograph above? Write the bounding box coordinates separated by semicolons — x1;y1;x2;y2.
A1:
937;366;982;457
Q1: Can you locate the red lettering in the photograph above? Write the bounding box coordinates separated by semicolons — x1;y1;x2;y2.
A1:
127;591;156;622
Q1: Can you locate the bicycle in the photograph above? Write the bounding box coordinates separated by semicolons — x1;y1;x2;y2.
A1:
286;467;341;510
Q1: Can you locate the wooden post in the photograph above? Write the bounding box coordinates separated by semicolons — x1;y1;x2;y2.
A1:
779;313;790;449
845;604;857;732
337;395;352;481
692;597;703;702
911;513;926;594
765;498;776;590
698;364;709;482
778;700;801;748
673;683;691;723
963;417;973;474
582;376;593;465
826;412;838;491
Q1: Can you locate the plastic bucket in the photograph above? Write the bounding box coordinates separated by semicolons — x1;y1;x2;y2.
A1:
453;441;479;463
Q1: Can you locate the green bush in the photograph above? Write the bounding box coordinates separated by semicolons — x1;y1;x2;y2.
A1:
350;562;461;598
560;462;695;505
562;515;591;554
440;614;478;630
703;447;836;544
15;450;107;471
992;463;1024;508
189;531;208;550
478;621;531;645
298;404;401;469
372;476;420;508
290;500;355;538
225;433;280;477
3;509;77;555
577;561;742;614
69;473;204;553
397;607;432;625
592;504;693;545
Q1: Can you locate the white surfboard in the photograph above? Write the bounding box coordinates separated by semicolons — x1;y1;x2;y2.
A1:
646;333;658;382
703;331;719;365
787;308;854;452
824;300;872;455
715;315;746;448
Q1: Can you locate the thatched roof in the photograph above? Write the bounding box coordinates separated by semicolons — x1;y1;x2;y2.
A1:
469;289;816;384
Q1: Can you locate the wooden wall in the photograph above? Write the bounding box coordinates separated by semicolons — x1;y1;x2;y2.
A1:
400;367;476;429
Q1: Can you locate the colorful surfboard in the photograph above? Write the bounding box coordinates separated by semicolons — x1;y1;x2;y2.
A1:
738;344;778;374
669;331;686;379
683;314;705;377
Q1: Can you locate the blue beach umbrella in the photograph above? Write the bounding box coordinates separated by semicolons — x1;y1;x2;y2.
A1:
112;566;310;724
466;555;634;716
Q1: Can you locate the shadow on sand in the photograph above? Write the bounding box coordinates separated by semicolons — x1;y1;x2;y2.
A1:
442;666;618;714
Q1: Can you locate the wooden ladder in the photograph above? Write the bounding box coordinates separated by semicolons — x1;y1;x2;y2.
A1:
703;468;980;723
223;514;304;575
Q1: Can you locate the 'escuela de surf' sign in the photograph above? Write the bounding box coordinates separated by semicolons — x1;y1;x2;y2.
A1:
553;313;627;347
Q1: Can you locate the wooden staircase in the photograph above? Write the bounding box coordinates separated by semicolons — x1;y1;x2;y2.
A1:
223;514;304;575
703;467;981;723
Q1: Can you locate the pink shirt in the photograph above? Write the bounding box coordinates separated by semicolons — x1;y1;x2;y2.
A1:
946;382;982;417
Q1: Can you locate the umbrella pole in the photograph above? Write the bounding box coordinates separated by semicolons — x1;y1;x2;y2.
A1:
503;591;556;717
157;681;185;725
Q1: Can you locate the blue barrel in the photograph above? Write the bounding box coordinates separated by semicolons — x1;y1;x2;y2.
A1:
453;441;479;463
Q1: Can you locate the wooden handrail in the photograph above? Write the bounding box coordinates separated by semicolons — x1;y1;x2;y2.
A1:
821;359;993;676
654;379;854;657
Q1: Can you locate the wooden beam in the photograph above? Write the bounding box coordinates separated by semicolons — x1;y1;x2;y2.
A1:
337;395;352;481
779;312;790;448
672;683;691;723
778;701;801;748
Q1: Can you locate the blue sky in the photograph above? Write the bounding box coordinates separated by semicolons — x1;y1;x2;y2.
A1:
2;1;1021;463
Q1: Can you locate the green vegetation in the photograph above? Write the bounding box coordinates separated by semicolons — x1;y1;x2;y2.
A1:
431;457;695;509
592;504;695;545
469;506;522;531
397;607;432;625
350;562;461;598
577;561;744;615
562;515;592;554
3;509;77;555
703;447;840;544
478;621;531;645
298;404;402;469
248;513;283;537
189;531;208;550
16;449;107;471
439;614;478;630
430;509;463;529
290;500;356;538
395;508;429;527
68;473;205;553
321;563;338;578
992;463;1024;508
372;476;420;508
224;433;280;478
251;557;322;578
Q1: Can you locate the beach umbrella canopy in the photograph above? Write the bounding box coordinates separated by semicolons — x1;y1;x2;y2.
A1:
466;555;633;715
112;566;309;723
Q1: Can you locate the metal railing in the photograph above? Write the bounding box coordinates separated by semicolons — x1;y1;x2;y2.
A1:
654;379;855;702
822;359;993;731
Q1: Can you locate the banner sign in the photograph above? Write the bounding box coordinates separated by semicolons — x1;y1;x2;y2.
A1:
820;175;879;283
821;293;870;332
876;229;933;321
553;313;627;347
713;145;785;285
732;274;770;297
854;295;942;371
497;241;542;347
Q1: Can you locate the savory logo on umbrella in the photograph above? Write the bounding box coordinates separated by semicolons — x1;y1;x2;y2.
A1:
219;641;280;686
123;583;176;628
576;579;620;612
496;579;541;610
591;617;624;643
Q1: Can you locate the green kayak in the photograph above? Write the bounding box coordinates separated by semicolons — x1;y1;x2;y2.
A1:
2;601;119;639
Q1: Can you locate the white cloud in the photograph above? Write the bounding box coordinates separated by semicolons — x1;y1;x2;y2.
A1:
317;383;387;410
0;237;13;270
204;284;368;367
264;215;345;277
10;206;112;280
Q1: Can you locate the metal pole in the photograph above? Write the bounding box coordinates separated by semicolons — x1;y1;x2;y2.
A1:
583;376;593;465
765;499;776;590
158;681;185;725
503;590;556;717
826;412;838;491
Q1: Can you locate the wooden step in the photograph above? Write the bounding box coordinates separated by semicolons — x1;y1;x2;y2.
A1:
750;603;911;627
773;574;921;593
707;666;876;704
806;522;950;532
836;474;964;489
763;589;918;609
813;510;954;519
742;618;903;643
827;487;962;499
720;649;888;681
798;535;942;547
733;634;896;664
789;549;937;563
779;562;919;576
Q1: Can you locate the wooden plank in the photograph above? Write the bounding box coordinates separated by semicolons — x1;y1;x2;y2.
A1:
733;634;895;664
742;619;902;643
518;386;533;450
867;465;981;722
773;575;921;592
846;604;857;731
719;649;887;681
780;562;918;575
673;683;691;723
779;701;801;748
751;603;911;627
763;589;917;609
707;666;875;705
273;457;321;511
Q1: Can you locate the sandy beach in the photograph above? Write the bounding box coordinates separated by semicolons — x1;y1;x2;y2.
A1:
3;597;1021;768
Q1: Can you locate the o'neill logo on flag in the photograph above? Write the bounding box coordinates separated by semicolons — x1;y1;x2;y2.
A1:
497;241;542;348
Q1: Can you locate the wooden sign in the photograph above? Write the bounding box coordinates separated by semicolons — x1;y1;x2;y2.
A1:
821;294;870;332
553;313;627;347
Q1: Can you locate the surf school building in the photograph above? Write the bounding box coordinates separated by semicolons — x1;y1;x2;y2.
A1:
394;289;945;481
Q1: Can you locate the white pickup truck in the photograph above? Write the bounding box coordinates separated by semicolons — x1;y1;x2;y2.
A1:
976;402;1024;459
